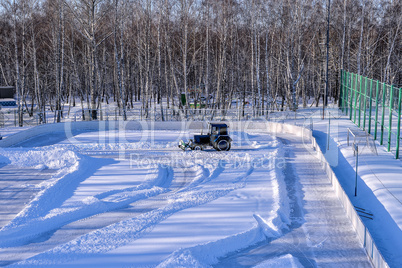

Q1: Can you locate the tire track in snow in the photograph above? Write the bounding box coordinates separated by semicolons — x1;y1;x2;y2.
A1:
0;157;199;266
2;144;257;266
0;166;56;229
155;150;278;268
0;163;173;248
214;134;372;267
177;160;225;192
70;156;224;228
14;158;255;266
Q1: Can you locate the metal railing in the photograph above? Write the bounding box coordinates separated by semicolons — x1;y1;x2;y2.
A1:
0;106;299;128
339;70;402;159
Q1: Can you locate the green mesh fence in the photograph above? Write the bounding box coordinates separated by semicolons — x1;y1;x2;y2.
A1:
339;70;402;159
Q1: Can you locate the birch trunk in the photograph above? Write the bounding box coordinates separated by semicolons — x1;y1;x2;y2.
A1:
12;0;23;126
357;1;365;75
114;0;127;120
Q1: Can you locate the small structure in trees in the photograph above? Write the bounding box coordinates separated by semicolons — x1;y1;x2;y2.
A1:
0;87;17;107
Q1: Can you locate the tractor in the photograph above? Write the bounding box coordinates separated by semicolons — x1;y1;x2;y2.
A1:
179;123;232;151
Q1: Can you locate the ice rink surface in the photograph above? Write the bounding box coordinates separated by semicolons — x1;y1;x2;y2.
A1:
0;128;371;267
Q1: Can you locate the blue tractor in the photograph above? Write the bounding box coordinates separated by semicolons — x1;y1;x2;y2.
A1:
179;123;232;151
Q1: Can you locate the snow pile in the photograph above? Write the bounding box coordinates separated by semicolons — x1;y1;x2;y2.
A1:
156;227;266;268
253;254;304;268
45;141;179;153
156;213;289;268
156;249;210;268
1;147;79;170
0;148;11;165
231;131;278;149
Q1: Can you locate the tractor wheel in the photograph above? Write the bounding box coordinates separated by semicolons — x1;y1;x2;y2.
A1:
215;139;231;151
194;145;203;151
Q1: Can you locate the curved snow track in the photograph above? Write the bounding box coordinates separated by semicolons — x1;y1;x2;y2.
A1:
214;134;372;267
0;129;371;267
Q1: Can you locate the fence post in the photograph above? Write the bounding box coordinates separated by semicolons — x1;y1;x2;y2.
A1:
342;71;346;113
340;71;400;160
349;73;353;119
344;70;348;113
358;74;362;127
346;73;353;114
362;77;368;130
354;74;359;123
380;83;387;145
349;74;356;121
387;85;394;152
346;71;350;116
396;88;401;159
368;79;373;134
374;80;380;140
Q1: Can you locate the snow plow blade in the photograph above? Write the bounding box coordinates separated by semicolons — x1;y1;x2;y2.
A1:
178;140;188;151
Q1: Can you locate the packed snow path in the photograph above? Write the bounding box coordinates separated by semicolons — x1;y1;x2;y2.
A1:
215;133;371;267
0;166;55;229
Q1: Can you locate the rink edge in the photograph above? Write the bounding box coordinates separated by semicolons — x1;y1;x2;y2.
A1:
0;120;388;267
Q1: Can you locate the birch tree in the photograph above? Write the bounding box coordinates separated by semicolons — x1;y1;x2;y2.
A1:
65;0;112;120
114;0;127;120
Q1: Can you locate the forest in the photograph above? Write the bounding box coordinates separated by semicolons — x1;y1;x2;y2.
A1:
0;0;401;122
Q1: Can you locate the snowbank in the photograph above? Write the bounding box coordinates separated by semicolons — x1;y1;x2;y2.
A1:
253;254;304;268
0;148;10;165
1;148;79;169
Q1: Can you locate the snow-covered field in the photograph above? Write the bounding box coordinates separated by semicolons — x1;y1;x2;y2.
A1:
0;125;371;267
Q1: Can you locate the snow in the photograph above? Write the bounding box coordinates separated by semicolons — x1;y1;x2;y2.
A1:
0;151;10;165
265;106;402;267
0;107;399;267
1;128;286;266
253;254;304;268
0;126;34;140
309;108;402;266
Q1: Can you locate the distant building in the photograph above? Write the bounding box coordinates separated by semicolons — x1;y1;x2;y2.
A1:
0;86;17;107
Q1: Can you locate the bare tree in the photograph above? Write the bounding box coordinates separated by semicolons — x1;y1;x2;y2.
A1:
0;0;400;117
113;0;127;120
65;0;112;119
